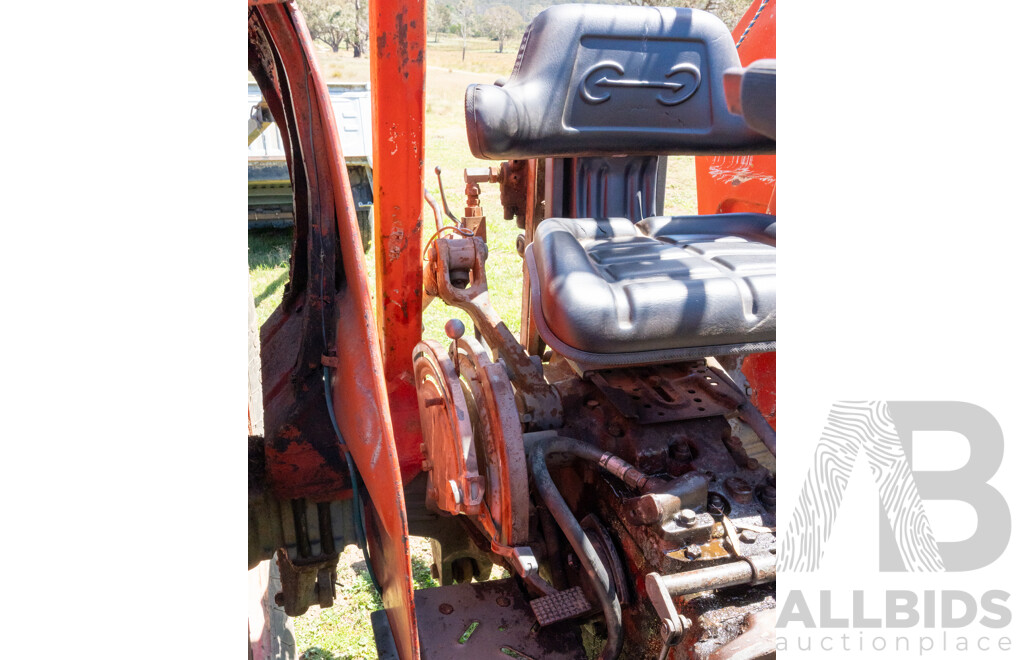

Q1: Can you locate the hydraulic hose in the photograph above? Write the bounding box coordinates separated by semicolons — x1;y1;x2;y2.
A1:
531;436;643;660
324;367;381;594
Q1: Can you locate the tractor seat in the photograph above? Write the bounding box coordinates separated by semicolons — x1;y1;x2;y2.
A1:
466;5;776;368
524;214;775;366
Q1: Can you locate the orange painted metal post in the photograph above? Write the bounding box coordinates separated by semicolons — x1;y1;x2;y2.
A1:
369;1;426;657
371;0;426;484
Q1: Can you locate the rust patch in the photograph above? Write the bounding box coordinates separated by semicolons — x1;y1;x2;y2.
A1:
387;226;408;262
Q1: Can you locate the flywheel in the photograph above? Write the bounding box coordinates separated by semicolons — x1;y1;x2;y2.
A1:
413;336;529;547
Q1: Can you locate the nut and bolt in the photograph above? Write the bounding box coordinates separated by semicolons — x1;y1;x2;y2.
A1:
586;399;600;408
724;476;754;503
496;595;512;608
683;545;703;560
675;509;698;528
439;603;454;615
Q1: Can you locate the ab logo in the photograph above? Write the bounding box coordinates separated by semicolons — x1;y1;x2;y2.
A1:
781;401;1010;572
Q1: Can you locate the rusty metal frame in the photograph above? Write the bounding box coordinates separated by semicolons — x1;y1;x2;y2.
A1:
249;0;419;654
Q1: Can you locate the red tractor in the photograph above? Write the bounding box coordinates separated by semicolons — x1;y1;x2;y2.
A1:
248;1;776;658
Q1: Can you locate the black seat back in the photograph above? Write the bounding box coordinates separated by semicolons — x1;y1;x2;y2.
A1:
465;5;774;160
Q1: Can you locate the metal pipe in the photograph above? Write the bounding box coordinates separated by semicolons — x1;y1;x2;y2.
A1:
708;365;776;457
424;188;444;232
530;436;642;660
737;400;776;457
661;553;775;597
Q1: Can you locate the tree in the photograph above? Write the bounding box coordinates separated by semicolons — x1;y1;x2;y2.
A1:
298;0;368;57
450;0;475;61
481;5;522;54
428;0;454;44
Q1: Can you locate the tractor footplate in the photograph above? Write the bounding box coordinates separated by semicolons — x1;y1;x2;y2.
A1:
529;586;591;626
406;578;586;659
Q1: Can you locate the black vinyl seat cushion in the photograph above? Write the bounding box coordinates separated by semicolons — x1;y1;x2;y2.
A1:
525;214;775;359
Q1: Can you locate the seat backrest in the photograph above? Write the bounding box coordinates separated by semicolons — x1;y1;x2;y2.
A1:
546;155;665;222
465;5;774;160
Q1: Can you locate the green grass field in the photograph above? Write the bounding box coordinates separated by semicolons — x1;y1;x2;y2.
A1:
249;37;699;659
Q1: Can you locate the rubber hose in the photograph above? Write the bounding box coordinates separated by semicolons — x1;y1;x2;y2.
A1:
324;367;381;594
530;436;625;660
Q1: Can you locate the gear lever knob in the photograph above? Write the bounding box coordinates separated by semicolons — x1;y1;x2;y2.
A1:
445;318;466;341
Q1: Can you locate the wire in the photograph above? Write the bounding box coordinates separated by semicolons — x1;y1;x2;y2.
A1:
324;366;382;594
421;224;475;262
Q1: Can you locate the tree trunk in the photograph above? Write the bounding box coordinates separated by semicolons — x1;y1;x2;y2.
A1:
498;37;504;54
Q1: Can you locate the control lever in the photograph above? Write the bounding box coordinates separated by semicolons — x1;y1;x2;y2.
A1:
434;166;460;224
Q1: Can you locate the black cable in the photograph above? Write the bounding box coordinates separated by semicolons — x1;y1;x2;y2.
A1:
324;367;381;594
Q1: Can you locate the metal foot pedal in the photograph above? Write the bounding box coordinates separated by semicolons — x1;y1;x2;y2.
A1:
413;578;585;659
529;586;591;626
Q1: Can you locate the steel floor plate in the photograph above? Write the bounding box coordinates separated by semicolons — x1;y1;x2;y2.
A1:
388;578;587;659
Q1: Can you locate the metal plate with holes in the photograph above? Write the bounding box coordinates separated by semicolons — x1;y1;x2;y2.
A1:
411;578;586;659
529;586;591;626
589;363;743;423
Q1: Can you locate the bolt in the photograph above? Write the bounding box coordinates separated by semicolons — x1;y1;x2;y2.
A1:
746;458;760;470
707;493;727;516
683;545;703;560
724;477;753;503
421;459;433;471
675;509;697;528
739;530;758;544
586;399;599;408
671;443;692;461
274;592;285;606
496;595;512;608
660;620;671;637
439;603;454;615
725;436;743;448
606;424;624;438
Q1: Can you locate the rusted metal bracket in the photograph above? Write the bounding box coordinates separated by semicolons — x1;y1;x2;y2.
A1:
425;235;562;430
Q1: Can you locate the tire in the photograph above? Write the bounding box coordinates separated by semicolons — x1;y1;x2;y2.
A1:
249;279;297;660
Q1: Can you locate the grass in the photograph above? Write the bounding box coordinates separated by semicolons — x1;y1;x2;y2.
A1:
291;540;439;660
249;35;701;659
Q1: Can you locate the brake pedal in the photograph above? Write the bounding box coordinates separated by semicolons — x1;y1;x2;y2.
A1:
529;586;591;626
